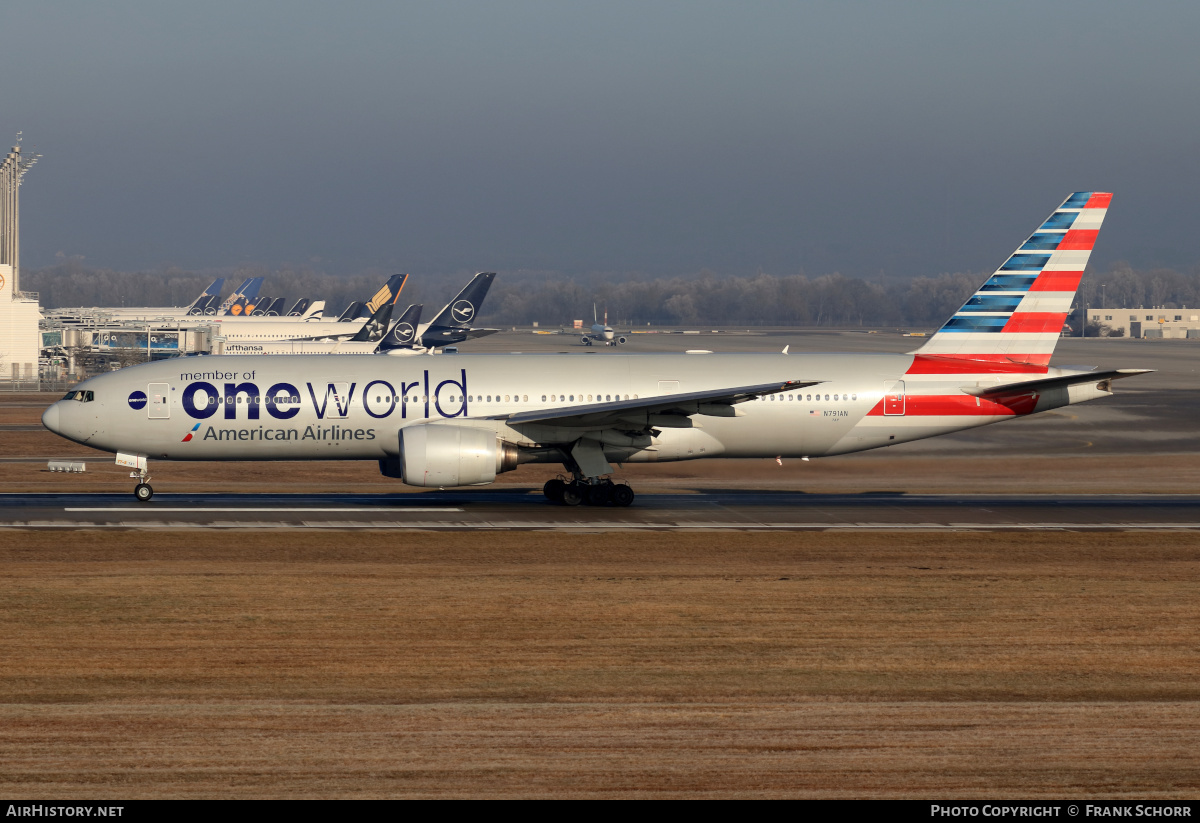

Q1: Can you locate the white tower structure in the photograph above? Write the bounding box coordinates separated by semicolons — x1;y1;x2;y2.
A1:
0;136;41;385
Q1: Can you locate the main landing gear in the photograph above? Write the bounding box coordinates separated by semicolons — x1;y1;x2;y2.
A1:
543;477;635;507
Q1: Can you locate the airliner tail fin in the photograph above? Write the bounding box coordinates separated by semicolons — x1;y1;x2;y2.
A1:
913;192;1111;374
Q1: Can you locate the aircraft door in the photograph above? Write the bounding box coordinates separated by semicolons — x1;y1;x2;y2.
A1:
147;383;171;419
883;381;905;416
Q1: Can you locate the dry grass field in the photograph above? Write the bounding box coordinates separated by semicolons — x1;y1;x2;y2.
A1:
0;529;1198;798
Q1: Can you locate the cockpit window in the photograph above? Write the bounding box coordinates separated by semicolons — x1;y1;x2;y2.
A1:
63;390;94;403
62;391;77;400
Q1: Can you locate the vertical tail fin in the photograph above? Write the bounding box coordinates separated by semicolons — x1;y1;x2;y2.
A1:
376;304;424;352
240;277;265;301
365;273;409;314
217;277;265;314
337;301;366;322
247;295;271;315
187;294;218;316
914;192;1111;372
217;278;252;313
351;278;407;342
342;273;408;323
186;278;225;312
427;272;496;329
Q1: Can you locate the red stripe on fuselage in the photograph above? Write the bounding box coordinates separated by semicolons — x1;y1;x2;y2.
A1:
1058;229;1098;250
906;354;1051;374
866;394;1038;417
1002;312;1068;333
1029;271;1083;292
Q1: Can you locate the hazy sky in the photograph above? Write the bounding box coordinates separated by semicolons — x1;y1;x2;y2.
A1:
4;1;1198;278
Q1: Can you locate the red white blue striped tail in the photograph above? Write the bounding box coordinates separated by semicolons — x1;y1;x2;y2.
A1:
912;192;1110;374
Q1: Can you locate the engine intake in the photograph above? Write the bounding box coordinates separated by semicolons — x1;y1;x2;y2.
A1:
398;424;519;487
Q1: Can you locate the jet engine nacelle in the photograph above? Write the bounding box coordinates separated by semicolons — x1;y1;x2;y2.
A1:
580;335;592;346
616;336;627;345
398;423;519;487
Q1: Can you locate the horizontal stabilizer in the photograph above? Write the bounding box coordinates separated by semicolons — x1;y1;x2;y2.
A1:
423;325;501;340
960;369;1153;397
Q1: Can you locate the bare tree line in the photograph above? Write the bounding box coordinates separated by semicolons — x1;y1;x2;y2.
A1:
26;258;1200;328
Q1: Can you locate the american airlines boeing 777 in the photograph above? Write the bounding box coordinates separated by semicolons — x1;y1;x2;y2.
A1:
42;193;1147;506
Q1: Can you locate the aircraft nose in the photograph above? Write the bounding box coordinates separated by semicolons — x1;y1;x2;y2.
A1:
42;403;61;434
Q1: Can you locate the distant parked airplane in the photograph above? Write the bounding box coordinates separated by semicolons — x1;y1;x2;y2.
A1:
581;305;627;346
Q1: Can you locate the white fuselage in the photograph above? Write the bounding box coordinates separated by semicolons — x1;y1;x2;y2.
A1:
41;352;1107;468
217;340;424;356
205;318;366;342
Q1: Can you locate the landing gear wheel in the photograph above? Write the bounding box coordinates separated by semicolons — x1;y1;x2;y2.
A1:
543;478;565;503
612;484;635;507
134;483;154;503
586;484;613;506
560;485;584;506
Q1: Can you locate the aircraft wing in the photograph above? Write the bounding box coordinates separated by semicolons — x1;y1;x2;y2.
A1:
960;369;1153;397
497;379;820;429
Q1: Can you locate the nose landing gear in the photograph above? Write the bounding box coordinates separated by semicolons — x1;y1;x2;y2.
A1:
118;454;154;502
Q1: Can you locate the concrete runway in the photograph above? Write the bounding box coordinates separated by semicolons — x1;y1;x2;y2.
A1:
4;490;1200;530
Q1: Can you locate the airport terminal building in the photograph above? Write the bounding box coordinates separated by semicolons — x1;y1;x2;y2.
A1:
1089;308;1200;339
0;264;39;382
0;142;40;386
